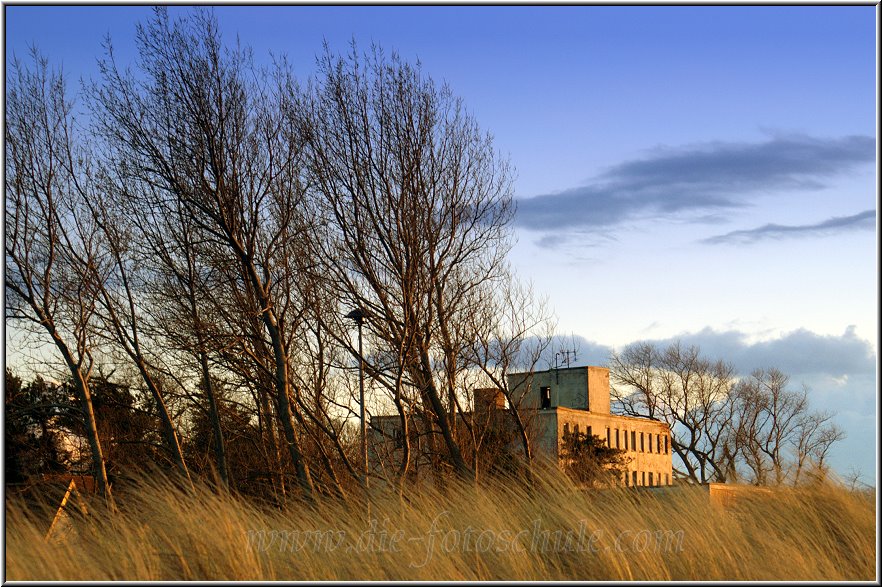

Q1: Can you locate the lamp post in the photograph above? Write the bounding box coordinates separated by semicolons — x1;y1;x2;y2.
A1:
345;307;368;489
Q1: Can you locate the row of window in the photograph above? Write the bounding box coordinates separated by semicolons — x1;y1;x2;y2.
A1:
607;427;668;455
565;423;668;455
621;470;670;487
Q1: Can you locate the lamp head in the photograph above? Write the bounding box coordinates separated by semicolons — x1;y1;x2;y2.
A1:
345;307;367;325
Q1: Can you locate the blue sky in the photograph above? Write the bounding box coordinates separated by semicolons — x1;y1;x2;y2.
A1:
4;6;877;483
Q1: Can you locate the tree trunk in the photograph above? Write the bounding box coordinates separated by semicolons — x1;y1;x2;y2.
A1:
198;348;229;488
265;310;315;502
134;358;192;485
510;406;534;468
54;339;113;505
393;392;411;493
416;348;471;480
257;382;285;506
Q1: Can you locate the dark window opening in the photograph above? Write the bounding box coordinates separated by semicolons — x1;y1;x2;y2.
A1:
540;386;551;409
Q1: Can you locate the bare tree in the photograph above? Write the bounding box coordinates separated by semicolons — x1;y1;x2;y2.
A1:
612;342;845;486
611;341;735;483
792;411;844;484
463;274;556;478
287;292;363;499
303;44;515;481
153;206;231;487
89;8;316;500
610;342;662;419
82;190;193;486
98;159;232;488
736;369;802;484
657;343;735;483
732;368;843;486
5;51;113;501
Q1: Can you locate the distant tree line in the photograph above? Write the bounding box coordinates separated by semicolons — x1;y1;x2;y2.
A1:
610;341;844;486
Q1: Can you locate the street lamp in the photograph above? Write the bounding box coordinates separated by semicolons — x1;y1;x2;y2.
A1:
345;307;368;489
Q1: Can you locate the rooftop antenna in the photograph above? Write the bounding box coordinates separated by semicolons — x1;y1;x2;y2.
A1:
554;335;579;383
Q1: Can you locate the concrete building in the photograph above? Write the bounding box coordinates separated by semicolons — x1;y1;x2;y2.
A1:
370;366;673;487
506;366;673;487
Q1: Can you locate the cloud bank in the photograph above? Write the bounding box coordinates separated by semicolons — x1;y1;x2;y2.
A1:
515;134;875;234
635;325;876;380
535;326;875;383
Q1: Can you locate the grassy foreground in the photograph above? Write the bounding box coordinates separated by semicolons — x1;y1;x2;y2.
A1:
5;469;876;581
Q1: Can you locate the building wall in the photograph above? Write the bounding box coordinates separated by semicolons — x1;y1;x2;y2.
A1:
546;408;673;487
507;366;611;413
371;366;673;487
586;367;610;414
526;410;559;460
706;483;773;508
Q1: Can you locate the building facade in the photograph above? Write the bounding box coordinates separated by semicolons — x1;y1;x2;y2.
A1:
507;366;673;487
370;366;673;487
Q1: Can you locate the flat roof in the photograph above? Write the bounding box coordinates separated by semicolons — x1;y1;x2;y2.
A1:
551;406;670;429
508;365;608;377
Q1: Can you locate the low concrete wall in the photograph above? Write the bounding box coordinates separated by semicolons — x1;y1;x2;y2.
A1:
706;483;773;508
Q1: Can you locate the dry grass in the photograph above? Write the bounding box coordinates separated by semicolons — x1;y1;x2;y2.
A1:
5;468;876;581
